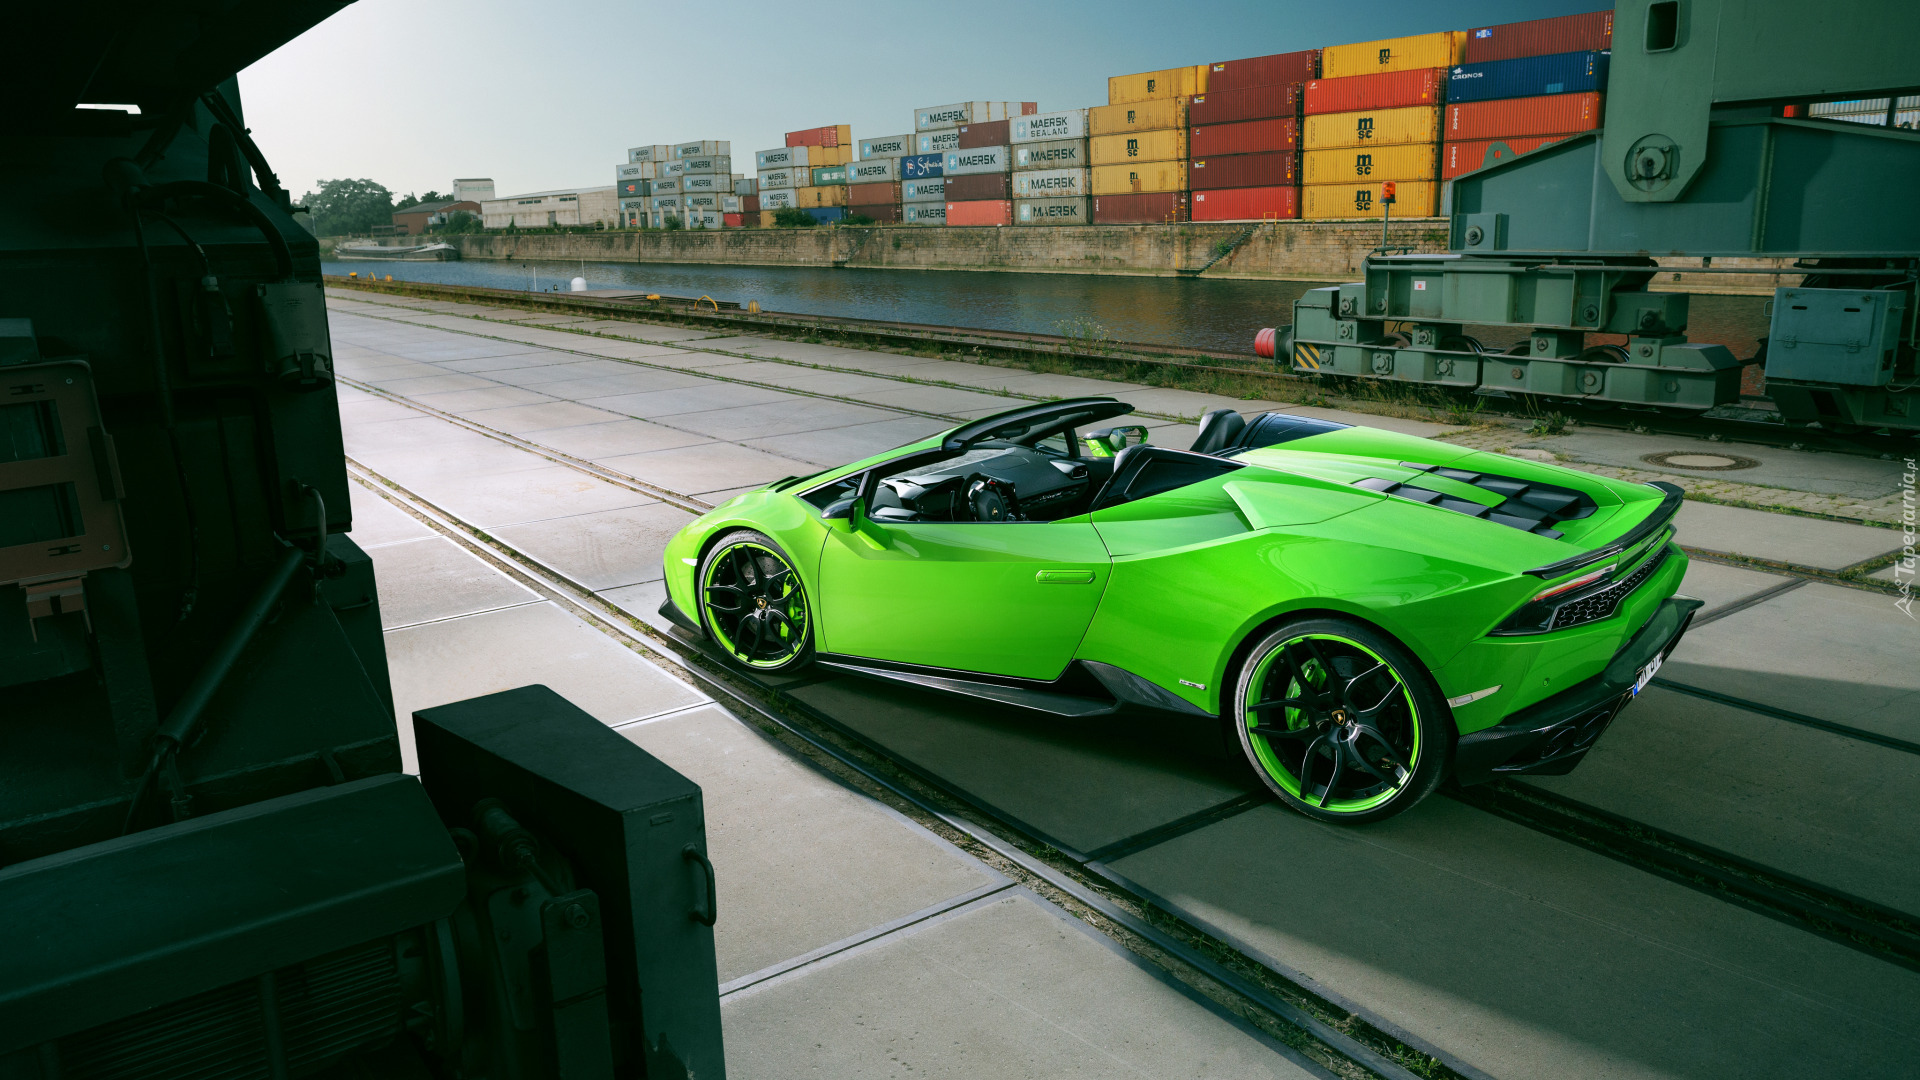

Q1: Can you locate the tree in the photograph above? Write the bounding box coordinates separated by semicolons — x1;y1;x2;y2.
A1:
430;211;484;235
772;207;816;228
298;178;395;236
394;190;447;212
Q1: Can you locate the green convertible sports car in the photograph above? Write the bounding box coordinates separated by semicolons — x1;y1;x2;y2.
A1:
659;397;1699;822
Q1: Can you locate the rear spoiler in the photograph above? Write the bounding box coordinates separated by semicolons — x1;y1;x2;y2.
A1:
1523;482;1684;579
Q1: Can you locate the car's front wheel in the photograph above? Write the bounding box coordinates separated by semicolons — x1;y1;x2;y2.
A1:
1232;618;1449;824
698;530;813;673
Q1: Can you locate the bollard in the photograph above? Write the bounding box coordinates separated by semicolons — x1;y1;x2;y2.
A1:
748;300;760;314
348;271;356;278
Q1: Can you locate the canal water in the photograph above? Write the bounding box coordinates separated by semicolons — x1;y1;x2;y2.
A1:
322;257;1770;360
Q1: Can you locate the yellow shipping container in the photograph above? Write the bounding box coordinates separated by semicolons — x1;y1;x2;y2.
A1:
1303;106;1442;150
803;144;853;167
1301;181;1439;220
1321;31;1466;78
1091;161;1189;195
1089;98;1187;135
1302;144;1439;184
1090;129;1189;166
795;184;847;208
1108;64;1207;105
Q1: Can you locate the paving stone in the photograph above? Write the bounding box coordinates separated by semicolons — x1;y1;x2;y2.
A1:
409;385;553;413
742;417;948;466
856;383;1022;416
1678;558;1795;612
454;400;629;434
346;481;434;547
484;360;628;388
665;397;901;440
399;464;654;529
514;418;714;460
533;369;713;399
597;441;816;496
359;371;499;395
1517;429;1908;499
492;501;695;590
1674;501;1902;569
599;579;675;635
336;391;423;425
586;382;797;419
365;536;539;629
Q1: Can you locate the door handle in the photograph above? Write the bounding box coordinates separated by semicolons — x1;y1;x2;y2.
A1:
1035;569;1095;584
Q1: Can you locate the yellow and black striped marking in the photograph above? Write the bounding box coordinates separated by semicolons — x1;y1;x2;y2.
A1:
1293;342;1323;371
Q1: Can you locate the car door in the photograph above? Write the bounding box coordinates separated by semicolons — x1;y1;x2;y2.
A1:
817;512;1111;680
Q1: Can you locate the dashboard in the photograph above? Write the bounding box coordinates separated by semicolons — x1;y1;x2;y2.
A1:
870;446;1097;522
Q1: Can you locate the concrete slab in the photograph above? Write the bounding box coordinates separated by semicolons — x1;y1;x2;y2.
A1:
483;360;628;388
721;889;1314;1080
1109;799;1920;1080
336;391;424;425
491;501;695;590
365;536;540;629
1517;429;1907;499
1674;501;1901;569
620;705;998;984
703;338;946;371
434;351;584;374
408;385;553;413
398;464;654;529
580;340;705;360
533;369;713;399
360;371;498;396
664;397;901;440
714;366;913;397
345;420;560;484
336;358;444;382
1677;558;1795;613
586;382;797;419
346;481;434;547
517;418;714;460
1663;582;1920;741
1870;560;1911;582
597;442;817;496
785;678;1250;856
856;383;1021;416
599;580;675;635
742;416;948;467
454;400;628;435
1521;686;1920;914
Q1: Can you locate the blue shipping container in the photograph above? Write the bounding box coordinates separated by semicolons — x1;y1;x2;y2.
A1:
1445;50;1609;104
901;153;944;180
802;207;845;224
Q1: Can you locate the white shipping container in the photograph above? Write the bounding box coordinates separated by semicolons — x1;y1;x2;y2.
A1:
722;195;742;213
1014;139;1089;171
1015;197;1091;225
1011;109;1089;143
616;162;649;182
759;188;799;210
683;210;724;228
681;155;731;175
734;177;758;195
648;195;683;210
1012;168;1090;198
944;145;1012;176
915;101;1035;132
618;197;648;211
756;145;816;170
902;202;948;224
682;192;723;210
658;160;687;177
860;133;914;159
756;167;805;190
916;129;961;155
628;144;671;163
901;177;948;203
652;177;682;195
680;173;729;192
676;140;729;158
846;157;900;184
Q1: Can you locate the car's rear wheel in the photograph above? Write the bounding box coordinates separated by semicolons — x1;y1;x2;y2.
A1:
699;530;813;673
1232;618;1448;824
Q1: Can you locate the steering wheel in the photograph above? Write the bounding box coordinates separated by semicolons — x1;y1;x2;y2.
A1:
965;474;1021;522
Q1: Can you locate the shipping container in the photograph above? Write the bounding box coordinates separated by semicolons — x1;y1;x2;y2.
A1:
786;124;851;148
741;195;760;213
1189;117;1300;157
1091;192;1188;224
1189;151;1298;190
902;177;947;203
755;145;850;170
628;144;671;163
848;203;902;224
681;155;731;175
1304;68;1445;115
1464;10;1613;64
723;212;744;228
617;179;649;199
1440;135;1567;178
722;195;742;213
1015;197;1091;225
957;120;1010;149
1444;92;1603;140
1089;98;1187;134
657;160;687;177
675;140;729;158
903;202;947;225
944;145;1012;176
848;181;902;207
683;192;724;210
1090;160;1189;195
947;200;1013;226
1302;144;1438;183
1108;65;1207;105
652;177;683;195
759;188;799;210
756;167;805;190
649;195;683;211
1206;50;1319;92
1322;31;1466;79
1188;83;1302;126
1301;180;1439;219
916;129;961;155
1303;105;1443;149
944;173;1013;201
860;133;913;159
811;164;851;186
1445;50;1608;105
681;173;729;192
1090;129;1188;165
802;207;845;224
845;157;900;184
756;211;776;227
616;162;649;182
1191;185;1300;221
735;177;758;196
1011;109;1089;143
1011;168;1090;199
1014;138;1090;170
683;210;724;229
901;153;944;180
619;197;647;211
916;101;1038;131
794;184;848;208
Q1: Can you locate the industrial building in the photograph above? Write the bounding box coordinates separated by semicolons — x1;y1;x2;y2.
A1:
480;185;618;229
388;198;479;235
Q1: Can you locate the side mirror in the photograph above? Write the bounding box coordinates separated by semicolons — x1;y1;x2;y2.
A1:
1085;424;1150;457
822;496;861;521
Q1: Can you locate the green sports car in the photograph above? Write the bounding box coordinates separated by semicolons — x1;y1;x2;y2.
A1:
659;397;1699;822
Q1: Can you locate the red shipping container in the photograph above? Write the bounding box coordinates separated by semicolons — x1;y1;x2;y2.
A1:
1445;92;1603;140
1189;151;1298;190
944;173;1012;201
1304;69;1445;116
956;120;1010;149
1463;10;1613;64
1190;117;1300;157
1188;84;1302;126
1191;185;1299;221
848;181;902;207
786;125;844;147
849;203;903;223
946;200;1013;226
742;196;760;213
1441;136;1568;179
723;212;744;227
1206;50;1319;92
1092;192;1189;224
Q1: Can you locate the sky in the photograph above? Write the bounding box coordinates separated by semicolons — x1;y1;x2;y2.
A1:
241;0;1607;202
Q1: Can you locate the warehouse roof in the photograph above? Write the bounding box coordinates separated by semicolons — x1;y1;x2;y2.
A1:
394;199;471;215
484;186;617;202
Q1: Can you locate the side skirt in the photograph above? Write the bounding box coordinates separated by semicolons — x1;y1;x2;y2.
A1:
815;655;1214;720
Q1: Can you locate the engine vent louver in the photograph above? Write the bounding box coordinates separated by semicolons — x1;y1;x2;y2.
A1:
1352;463;1599;540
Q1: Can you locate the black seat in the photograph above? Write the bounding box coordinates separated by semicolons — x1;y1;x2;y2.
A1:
1189;409;1246;455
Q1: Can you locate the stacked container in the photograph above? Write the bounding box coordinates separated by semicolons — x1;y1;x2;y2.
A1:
913;102;1035;226
1010;109;1091;225
1090;65;1207;223
1188;50;1317;222
1301;32;1464;219
755;138;853;225
669;142;733;227
847;146;906;224
1442;11;1613;185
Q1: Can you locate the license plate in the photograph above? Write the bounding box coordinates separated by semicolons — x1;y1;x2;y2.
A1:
1631;653;1663;696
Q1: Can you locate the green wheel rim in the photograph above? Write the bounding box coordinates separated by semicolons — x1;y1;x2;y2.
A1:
1244;633;1421;814
702;541;809;668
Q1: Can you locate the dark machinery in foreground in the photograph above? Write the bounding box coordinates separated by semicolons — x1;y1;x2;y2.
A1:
3;4;722;1076
1266;0;1920;433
